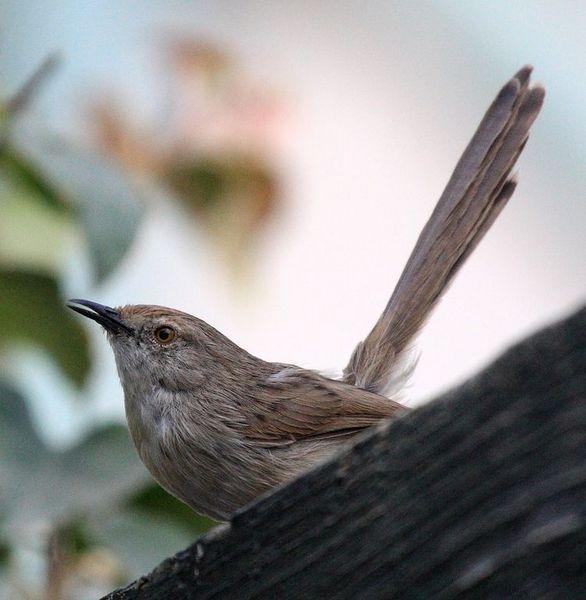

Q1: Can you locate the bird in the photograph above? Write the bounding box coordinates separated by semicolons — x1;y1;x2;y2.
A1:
68;67;544;521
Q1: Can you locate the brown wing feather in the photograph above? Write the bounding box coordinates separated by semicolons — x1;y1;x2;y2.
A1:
240;368;405;447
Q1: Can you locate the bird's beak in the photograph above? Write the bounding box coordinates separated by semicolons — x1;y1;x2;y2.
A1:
67;299;133;334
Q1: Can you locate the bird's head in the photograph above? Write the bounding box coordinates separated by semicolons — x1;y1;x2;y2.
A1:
67;299;253;394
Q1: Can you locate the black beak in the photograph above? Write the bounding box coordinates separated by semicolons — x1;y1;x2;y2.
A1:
67;299;133;335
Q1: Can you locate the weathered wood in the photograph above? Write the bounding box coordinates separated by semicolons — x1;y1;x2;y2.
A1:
105;307;586;599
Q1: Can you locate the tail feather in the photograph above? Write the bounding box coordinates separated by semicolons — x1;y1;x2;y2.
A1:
343;67;545;395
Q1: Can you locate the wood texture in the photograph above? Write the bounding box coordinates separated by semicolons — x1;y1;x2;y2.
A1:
105;306;586;599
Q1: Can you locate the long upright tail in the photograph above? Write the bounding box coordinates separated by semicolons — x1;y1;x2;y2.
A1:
343;67;545;396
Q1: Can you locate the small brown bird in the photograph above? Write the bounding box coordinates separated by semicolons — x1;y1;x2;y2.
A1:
69;67;544;520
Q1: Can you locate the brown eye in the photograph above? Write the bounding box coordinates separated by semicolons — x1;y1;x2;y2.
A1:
154;326;176;344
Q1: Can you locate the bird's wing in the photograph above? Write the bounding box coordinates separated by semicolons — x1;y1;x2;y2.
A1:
343;66;545;396
238;368;405;448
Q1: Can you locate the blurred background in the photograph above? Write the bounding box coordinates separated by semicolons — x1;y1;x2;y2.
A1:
1;1;584;598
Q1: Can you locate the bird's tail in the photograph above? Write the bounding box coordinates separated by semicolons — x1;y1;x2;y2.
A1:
343;67;545;396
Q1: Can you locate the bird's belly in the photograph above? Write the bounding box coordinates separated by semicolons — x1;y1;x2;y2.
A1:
123;392;344;520
125;418;263;519
144;442;267;520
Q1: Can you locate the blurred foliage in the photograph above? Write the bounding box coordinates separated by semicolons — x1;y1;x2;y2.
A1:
0;383;144;529
0;539;9;568
13;131;144;282
129;482;214;534
90;38;284;271
0;140;72;279
0;270;90;385
0;55;219;598
165;155;278;263
1;36;281;598
0;382;213;595
0;148;66;213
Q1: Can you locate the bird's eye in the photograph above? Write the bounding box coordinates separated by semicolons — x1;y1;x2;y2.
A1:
154;326;176;344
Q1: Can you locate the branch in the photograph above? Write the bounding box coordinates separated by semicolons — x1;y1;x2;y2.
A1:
4;53;60;119
0;53;60;152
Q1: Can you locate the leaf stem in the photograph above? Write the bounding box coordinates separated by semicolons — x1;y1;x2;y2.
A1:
0;53;61;152
45;525;68;600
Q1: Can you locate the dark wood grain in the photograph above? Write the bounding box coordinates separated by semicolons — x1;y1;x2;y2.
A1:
104;306;586;599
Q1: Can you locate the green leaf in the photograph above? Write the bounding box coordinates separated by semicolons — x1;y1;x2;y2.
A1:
87;510;199;578
164;155;276;215
0;539;9;569
0;382;148;534
0;382;211;588
58;520;94;556
0;270;90;386
0;177;72;274
165;159;224;211
0;382;44;465
12;130;144;282
128;483;216;535
56;425;147;512
0;148;67;213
